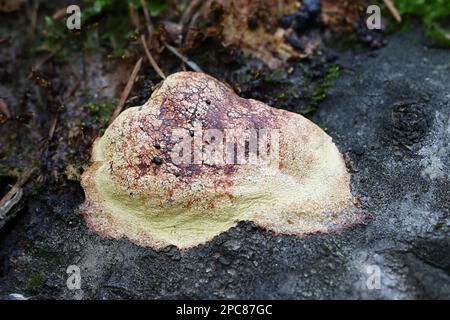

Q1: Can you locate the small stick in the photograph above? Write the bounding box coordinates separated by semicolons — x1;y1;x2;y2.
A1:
180;0;202;26
140;0;154;38
63;75;81;100
0;98;11;118
164;43;203;73
108;57;143;125
47;116;58;143
0;166;36;220
31;42;63;73
0;189;23;221
383;0;402;23
29;1;39;36
39;114;58;155
52;7;66;21
140;35;166;79
128;4;141;30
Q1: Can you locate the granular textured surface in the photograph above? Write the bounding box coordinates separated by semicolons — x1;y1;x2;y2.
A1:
81;72;363;249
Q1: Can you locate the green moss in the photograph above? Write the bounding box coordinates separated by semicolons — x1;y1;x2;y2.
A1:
85;100;117;125
264;69;288;83
303;65;341;115
434;221;444;230
392;0;450;46
26;273;44;294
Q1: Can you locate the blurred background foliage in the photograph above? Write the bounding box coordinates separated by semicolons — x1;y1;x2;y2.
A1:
393;0;450;45
38;0;450;60
39;0;170;59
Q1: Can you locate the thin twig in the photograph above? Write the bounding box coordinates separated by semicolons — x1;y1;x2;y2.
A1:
39;114;58;155
0;76;63;225
0;189;23;221
164;43;203;73
31;43;63;73
140;0;154;38
63;75;81;100
47;116;58;145
0;112;59;224
140;35;166;79
108;57;143;125
383;0;402;23
180;0;202;26
52;7;66;21
0;37;10;44
0;98;11;119
140;0;160;51
0;166;36;221
29;1;39;36
128;4;141;30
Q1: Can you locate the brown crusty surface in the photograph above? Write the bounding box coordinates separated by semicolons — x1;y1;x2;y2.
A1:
80;72;366;249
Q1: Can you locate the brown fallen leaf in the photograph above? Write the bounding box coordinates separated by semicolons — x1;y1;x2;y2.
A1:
180;0;368;69
184;0;304;69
